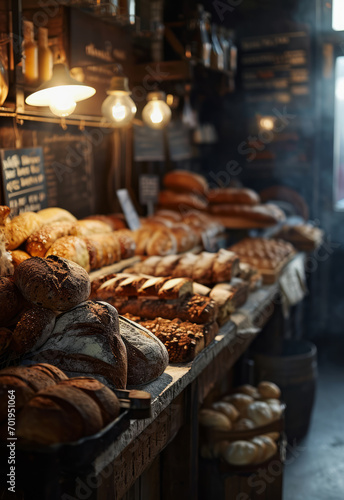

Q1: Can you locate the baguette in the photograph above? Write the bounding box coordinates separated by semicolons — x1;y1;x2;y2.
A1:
157;277;193;299
26;221;76;257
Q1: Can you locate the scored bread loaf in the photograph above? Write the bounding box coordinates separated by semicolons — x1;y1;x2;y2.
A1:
0;277;24;327
45;236;91;271
26;222;76;257
11;307;56;355
14;255;90;312
37;207;76;225
1;212;43;250
119;316;169;386
30;301;127;389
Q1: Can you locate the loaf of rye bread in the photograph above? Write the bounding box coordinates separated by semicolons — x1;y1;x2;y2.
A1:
11;307;56;355
14;255;91;312
118;316;169;386
30;301;127;389
108;294;218;324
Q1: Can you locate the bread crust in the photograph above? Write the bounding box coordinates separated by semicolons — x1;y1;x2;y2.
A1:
2;212;43;250
208;188;260;205
26;222;76;257
163;170;209;195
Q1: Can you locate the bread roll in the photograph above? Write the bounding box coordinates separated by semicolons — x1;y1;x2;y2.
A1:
251;436;268;464
159;190;208;211
163;170;209;195
46;236;90;271
222;440;257;466
17;385;103;444
211;401;239;422
0;277;23;327
222;393;254;413
26;222;76;257
11;307;56;355
59;377;120;425
155;255;181;276
263;432;280;442
119;316;169;386
268;402;283;420
198;409;232;431
258;381;281;399
157;278;193;299
247;401;273;427
38;207;76;224
30;301;127;389
2;212;43;250
237;384;260;398
259;435;278;460
232;418;255;431
14;255;91;312
208;188;260;206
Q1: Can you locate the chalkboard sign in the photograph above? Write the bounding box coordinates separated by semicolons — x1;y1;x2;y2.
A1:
139;174;160;205
133;125;165;162
41;132;95;219
0;147;47;216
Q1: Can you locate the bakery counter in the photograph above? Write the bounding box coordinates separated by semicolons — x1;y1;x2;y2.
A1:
90;280;281;498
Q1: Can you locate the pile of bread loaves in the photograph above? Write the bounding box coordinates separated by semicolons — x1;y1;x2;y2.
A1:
0;363;122;445
0;255;169;388
199;381;283;466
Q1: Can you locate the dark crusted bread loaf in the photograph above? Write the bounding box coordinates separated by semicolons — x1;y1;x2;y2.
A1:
118;316;169;386
14;255;91;312
30;301;127;389
0;277;24;327
58;377;120;424
17;384;103;444
11;307;56;355
29;363;68;383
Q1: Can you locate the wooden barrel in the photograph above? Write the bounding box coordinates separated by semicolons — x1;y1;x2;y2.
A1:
252;340;317;442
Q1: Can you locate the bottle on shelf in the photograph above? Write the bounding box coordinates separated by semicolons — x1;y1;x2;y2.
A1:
22;20;38;86
186;4;211;67
218;26;229;72
37;27;53;83
210;22;224;71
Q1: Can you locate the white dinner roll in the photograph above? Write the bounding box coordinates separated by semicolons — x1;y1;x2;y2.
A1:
251;437;268;464
198;409;232;431
269;403;282;421
259;435;278;460
263;432;280;442
265;398;280;406
222;393;254;414
247;401;273;427
211;401;240;422
236;384;260;399
258;381;281;399
232;418;255;431
222;440;257;466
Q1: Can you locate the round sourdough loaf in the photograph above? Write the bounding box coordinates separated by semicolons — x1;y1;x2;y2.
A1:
119;316;169;386
14;255;90;311
11;307;56;355
0;277;23;327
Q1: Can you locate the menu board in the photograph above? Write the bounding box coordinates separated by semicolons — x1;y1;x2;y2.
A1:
240;31;311;108
41;133;95;219
0;147;47;216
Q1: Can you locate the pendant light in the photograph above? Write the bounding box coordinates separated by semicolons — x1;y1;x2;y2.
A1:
142;91;171;130
101;76;137;127
25;63;96;117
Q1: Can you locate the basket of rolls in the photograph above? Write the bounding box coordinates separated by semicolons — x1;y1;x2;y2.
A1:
199;381;286;471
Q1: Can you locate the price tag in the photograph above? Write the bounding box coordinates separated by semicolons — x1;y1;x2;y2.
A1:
279;256;307;307
117;189;141;231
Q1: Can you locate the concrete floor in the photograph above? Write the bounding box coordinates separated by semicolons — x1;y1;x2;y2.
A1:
283;337;344;500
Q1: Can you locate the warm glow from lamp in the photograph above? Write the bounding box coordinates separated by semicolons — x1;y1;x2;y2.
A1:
259;116;275;131
25;63;95;117
101;76;137;127
142;92;171;130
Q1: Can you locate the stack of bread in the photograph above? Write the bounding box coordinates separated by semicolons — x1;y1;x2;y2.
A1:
0;363;122;445
0;255;169;388
158;170;209;212
0;206;136;272
199;381;283;466
208;187;286;227
229;238;296;283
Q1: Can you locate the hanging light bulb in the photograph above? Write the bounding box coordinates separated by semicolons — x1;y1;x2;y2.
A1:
25;63;95;117
142;92;171;130
101;76;137;127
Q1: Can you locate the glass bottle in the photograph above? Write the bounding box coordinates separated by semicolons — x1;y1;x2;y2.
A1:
22;20;38;86
38;28;53;83
218;26;229;71
210;23;224;71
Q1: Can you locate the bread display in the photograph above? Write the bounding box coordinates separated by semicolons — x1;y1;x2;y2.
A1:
108;293;218;325
163;170;209;196
125;316;218;363
229;238;296;283
1;212;43;250
26;221;76;257
0;277;24;327
46;236;91;271
208;188;260;206
118;316;169;386
37;207;77;225
127;249;240;285
30;301;127;389
11;307;56;355
14;255;90;312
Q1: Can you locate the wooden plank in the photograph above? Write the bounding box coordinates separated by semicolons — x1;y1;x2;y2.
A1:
89;256;141;281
